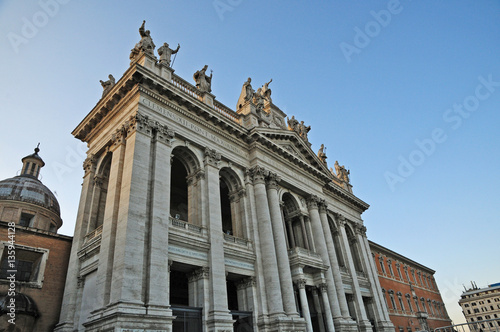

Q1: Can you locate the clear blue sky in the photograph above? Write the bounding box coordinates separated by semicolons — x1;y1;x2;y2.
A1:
1;1;499;326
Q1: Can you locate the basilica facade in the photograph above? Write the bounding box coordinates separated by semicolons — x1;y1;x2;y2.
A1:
56;22;394;332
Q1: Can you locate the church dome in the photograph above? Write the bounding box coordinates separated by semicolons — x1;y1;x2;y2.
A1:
0;176;60;216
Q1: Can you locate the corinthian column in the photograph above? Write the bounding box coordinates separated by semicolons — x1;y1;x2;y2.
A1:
249;166;284;316
307;196;342;322
266;173;299;317
318;203;351;320
337;215;371;330
297;279;313;332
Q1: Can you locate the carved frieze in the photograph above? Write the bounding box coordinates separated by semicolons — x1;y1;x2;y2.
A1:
83;154;97;174
204;147;221;167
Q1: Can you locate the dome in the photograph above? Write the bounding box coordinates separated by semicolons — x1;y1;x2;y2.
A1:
0;175;60;216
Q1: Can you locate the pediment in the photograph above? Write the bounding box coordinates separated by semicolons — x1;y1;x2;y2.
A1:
255;128;334;179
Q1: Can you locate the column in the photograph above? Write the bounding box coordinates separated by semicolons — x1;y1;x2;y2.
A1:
109;114;154;306
318;283;336;332
297;279;313;332
318;204;351;319
299;215;311;250
266;172;299;316
286;220;296;248
146;123;174;313
307;196;342;322
311;288;326;332
203;148;233;331
249;166;284;316
56;154;97;331
337;215;371;330
356;225;392;326
94;127;127;310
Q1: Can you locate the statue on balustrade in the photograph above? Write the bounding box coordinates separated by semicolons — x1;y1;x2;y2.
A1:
237;77;254;110
317;144;327;163
130;20;156;61
334;160;350;183
158;42;180;66
261;78;272;102
193;65;212;93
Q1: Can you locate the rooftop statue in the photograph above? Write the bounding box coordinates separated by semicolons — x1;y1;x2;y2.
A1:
334;160;350;183
130;20;156;61
261;78;272;102
158;42;180;67
253;87;265;114
317;144;327;163
193;65;212;93
237;77;254;110
298;120;311;141
100;74;115;97
287;116;311;142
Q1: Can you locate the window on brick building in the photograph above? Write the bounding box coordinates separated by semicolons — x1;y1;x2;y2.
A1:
406;294;413;312
388;259;394;277
19;212;35;227
398;293;405;312
0;244;48;287
396;263;403;280
378;256;386;274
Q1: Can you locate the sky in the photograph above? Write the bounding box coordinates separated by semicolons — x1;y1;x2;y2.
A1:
0;0;499;326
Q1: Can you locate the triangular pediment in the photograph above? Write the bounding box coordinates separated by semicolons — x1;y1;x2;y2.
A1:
254;127;334;180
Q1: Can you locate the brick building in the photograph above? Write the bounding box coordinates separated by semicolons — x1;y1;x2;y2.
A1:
0;147;72;331
370;241;452;332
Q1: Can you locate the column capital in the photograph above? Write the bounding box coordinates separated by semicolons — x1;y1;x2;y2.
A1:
318;283;328;293
93;174;104;188
296;278;307;289
355;224;367;237
127;112;154;137
111;126;127;150
265;172;281;190
187;266;210;282
307;195;320;210
153;121;175;145
318;199;328;213
236;276;256;290
204;147;221;168
83;154;97;175
248;165;268;185
336;214;347;227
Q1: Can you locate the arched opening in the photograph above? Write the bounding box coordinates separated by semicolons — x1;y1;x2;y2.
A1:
170;156;188;221
94;155;111;229
219;167;244;238
220;178;233;235
282;193;310;250
328;215;345;267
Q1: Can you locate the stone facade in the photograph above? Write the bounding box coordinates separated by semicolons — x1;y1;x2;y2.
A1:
56;23;394;332
370;241;452;332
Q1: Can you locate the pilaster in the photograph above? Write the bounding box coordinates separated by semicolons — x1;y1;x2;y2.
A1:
55;154;97;331
203;148;234;332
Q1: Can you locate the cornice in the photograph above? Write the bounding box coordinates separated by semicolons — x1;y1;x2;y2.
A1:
323;181;370;212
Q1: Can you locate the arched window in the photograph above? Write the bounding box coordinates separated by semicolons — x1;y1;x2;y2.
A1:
219;167;245;238
170;155;189;221
282;193;309;250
